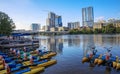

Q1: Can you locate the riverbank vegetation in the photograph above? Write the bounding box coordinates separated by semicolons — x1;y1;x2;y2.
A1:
0;11;15;36
69;23;120;34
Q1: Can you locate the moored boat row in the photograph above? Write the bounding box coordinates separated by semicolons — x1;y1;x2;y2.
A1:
82;46;120;71
0;47;57;74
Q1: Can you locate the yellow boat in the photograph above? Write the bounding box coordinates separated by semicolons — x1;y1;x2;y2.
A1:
30;51;37;54
23;60;57;69
112;56;119;68
94;54;102;65
0;69;7;74
0;61;3;65
94;58;99;64
41;52;57;59
23;67;44;74
82;57;89;63
97;59;104;65
116;62;120;70
0;67;44;74
0;65;4;70
34;60;57;68
31;52;57;59
113;62;117;68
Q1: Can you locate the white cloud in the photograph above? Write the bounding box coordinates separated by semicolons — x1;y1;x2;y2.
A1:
95;16;105;22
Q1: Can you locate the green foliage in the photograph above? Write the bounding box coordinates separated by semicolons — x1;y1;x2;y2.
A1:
116;27;120;33
69;28;93;34
0;11;15;36
69;23;120;34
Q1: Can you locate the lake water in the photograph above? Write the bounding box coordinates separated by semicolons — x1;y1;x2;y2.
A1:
34;34;120;74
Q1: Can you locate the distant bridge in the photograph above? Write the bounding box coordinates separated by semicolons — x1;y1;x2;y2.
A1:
12;31;69;35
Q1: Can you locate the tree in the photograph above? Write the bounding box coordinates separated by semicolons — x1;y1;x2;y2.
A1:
105;23;115;33
0;11;15;36
116;27;120;33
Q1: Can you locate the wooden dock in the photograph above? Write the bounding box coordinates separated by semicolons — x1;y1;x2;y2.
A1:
0;43;39;48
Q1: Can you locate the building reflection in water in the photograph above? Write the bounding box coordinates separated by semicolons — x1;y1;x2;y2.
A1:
68;35;80;47
82;35;95;57
39;36;63;54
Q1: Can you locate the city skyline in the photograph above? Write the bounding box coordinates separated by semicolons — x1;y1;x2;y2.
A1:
82;6;94;27
0;0;120;30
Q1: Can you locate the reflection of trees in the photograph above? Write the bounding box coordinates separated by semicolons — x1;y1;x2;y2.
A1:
82;34;120;57
102;35;120;46
93;35;120;46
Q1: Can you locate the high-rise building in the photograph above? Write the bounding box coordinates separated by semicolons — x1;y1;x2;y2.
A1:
82;6;94;27
46;12;62;29
55;15;62;27
68;22;80;29
31;23;40;31
48;12;56;27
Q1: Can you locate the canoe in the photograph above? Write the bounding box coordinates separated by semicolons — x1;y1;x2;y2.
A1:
0;61;3;65
23;60;57;69
30;60;57;69
0;61;16;70
23;59;48;66
0;65;4;70
23;67;44;74
0;67;44;74
0;69;7;74
40;52;57;59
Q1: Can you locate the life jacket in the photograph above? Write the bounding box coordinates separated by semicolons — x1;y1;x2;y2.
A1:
106;53;110;60
10;48;13;53
37;56;40;61
89;53;93;59
13;49;16;55
88;50;93;59
17;51;20;58
24;47;26;52
5;63;11;74
2;59;5;67
23;53;27;60
36;50;39;55
29;55;33;64
0;55;2;60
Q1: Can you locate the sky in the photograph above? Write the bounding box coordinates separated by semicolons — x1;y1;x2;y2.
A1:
0;0;120;30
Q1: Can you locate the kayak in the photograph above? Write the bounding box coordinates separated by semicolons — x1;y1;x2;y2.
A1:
0;65;4;70
0;61;2;65
40;52;57;59
0;60;16;70
23;67;44;74
23;60;57;69
0;67;44;74
23;59;48;66
14;67;44;74
30;60;57;69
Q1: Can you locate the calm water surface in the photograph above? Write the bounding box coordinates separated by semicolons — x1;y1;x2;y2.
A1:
34;34;120;74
